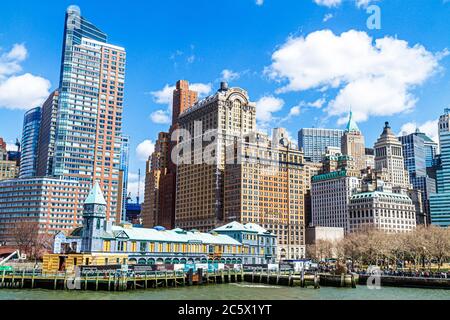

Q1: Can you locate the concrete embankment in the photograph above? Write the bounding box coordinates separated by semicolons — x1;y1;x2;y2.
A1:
358;274;450;290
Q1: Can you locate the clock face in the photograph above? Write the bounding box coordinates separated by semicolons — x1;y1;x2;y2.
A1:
97;205;105;213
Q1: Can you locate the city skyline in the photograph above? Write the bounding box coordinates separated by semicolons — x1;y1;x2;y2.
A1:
1;1;450;199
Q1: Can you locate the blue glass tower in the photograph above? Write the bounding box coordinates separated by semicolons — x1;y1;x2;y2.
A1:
298;128;344;163
119;135;130;222
19;107;42;178
430;108;450;227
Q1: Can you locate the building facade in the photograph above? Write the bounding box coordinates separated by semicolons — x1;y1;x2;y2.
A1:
52;5;126;223
175;82;257;232
223;129;312;261
429;108;450;227
298;128;344;163
118;135;130;222
36;90;59;177
0;141;18;181
53;184;276;266
374;122;411;189
0;178;85;244
349;185;417;233
311;170;360;233
19;107;41;178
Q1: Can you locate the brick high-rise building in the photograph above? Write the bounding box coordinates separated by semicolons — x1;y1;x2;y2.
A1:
142;81;198;229
341;112;366;172
51;5;127;223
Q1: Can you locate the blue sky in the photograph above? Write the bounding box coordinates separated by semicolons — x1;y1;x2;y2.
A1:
1;0;450;197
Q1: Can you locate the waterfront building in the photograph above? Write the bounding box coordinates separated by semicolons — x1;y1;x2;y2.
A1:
374;122;411;189
52;183;276;267
311;170;360;233
0;178;85;244
349;184;416;233
429;108;450;227
0;141;18;181
36;91;59;177
298;128;344;163
341;112;366;171
51;6;126;222
223;128;312;261
19;107;41;178
399;130;437;224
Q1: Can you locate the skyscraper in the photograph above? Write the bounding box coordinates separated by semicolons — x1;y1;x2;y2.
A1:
341;112;366;171
429;108;450;227
0;139;18;181
19;107;41;178
374;122;411;189
52;6;126;222
399;130;436;224
36;90;59;177
118;135;130;222
298;128;344;163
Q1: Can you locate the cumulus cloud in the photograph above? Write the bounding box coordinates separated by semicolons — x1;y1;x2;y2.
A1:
136;140;155;162
149;82;212;124
323;13;334;22
288;106;301;117
0;44;51;110
256;95;285;123
399;120;439;144
313;0;376;7
221;69;240;82
266;29;444;124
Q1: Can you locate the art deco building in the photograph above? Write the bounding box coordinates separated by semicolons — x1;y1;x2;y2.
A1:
51;6;126;223
175;82;257;232
224;129;313;260
374;122;411;189
341;112;366;172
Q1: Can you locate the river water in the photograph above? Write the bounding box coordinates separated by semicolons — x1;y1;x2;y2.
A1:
0;283;449;300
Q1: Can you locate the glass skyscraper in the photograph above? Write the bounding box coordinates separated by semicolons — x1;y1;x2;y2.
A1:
19;107;42;178
119;135;130;222
430;108;450;227
298;128;344;163
399;130;436;224
52;5;126;222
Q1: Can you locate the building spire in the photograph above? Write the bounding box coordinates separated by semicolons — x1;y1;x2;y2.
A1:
84;181;107;205
346;111;360;133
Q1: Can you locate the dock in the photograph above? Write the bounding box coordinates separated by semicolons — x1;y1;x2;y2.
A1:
0;268;245;291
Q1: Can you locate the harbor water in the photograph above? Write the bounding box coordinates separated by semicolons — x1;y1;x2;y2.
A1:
0;283;449;300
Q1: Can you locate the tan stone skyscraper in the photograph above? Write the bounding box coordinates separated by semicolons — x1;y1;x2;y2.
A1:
341;112;366;172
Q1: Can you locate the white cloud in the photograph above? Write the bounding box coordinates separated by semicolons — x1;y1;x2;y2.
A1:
150;110;171;125
266;29;444;123
0;44;51;110
256;95;285;123
288;106;301;117
256;0;264;6
6;143;17;152
314;0;341;7
221;69;240;82
399;120;439;144
323;13;334;22
136;140;155;162
313;0;376;7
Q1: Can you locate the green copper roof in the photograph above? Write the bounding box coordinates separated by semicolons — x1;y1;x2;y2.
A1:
312;170;348;182
346;111;360;133
84;182;107;205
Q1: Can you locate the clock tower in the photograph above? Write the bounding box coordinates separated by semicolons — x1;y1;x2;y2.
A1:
81;182;107;253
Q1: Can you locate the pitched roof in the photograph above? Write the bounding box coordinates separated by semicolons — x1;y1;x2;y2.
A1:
345;111;360;133
84;182;107;205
